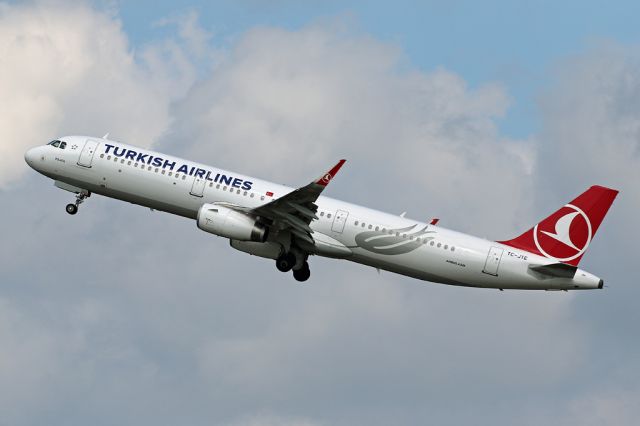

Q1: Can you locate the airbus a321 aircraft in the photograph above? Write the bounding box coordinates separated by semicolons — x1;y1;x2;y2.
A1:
25;136;618;289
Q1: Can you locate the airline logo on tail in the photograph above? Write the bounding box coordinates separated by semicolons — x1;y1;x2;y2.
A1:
499;185;618;266
533;204;592;262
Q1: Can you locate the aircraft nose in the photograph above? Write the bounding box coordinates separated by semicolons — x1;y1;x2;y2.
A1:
24;147;40;169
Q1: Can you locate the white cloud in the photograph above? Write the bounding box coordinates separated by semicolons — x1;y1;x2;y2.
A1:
0;1;199;188
167;22;534;237
1;3;635;426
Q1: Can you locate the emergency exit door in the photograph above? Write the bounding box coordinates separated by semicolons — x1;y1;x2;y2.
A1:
331;210;349;233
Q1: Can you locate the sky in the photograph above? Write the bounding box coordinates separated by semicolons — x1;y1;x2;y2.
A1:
1;1;639;425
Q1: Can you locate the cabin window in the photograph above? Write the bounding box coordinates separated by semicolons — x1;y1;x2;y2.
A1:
444;245;448;250
114;157;118;162
250;193;254;198
120;159;124;164
182;175;186;180
107;155;111;160
327;214;332;219
368;224;372;230
134;163;138;168
261;196;265;201
375;226;379;231
362;223;366;228
430;241;435;246
223;186;227;191
451;247;455;252
100;154;104;158
354;220;358;225
321;212;325;217
396;232;400;237
237;189;241;194
162;170;165;175
168;172;172;176
244;191;248;196
128;161;132;165
437;243;441;248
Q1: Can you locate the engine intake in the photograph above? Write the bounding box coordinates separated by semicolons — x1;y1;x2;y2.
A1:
197;204;267;242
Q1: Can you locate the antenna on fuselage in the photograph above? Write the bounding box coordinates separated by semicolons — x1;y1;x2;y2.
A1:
102;132;110;139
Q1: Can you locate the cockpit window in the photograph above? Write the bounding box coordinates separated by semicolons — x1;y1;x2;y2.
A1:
47;140;67;149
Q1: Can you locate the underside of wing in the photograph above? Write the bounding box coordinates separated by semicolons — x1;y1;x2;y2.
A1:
251;159;346;245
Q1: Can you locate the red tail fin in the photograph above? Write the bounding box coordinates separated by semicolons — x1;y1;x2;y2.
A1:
499;185;619;266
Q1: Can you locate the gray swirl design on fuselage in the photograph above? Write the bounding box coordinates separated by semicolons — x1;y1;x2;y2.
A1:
353;224;435;255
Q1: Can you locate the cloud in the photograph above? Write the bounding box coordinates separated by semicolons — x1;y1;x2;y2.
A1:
167;22;534;236
0;1;199;188
0;2;634;426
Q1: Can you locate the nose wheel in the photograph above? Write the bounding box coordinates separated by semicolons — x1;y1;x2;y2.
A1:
65;203;78;215
66;191;89;215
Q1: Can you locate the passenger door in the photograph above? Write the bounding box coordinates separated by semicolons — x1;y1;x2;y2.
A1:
190;176;206;197
77;139;99;168
482;246;504;276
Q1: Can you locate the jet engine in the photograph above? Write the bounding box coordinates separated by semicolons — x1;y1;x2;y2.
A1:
197;204;267;242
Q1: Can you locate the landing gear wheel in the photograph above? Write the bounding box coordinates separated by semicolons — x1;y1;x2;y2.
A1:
276;253;296;272
293;262;311;282
66;191;89;216
65;203;78;215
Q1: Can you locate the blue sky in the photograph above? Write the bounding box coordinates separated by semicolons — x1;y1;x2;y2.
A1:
113;0;640;138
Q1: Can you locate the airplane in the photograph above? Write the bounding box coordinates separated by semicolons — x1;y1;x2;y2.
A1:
24;136;618;290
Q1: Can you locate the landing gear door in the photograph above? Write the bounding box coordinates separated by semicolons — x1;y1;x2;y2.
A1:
190;176;206;197
331;209;349;233
482;246;504;276
77;139;99;168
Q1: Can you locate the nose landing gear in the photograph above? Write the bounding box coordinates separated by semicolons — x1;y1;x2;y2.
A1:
66;191;89;215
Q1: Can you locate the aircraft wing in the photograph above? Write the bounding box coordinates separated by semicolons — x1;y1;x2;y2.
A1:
250;159;346;244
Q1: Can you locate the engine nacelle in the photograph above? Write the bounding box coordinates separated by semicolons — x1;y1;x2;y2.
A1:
197;204;267;242
230;240;283;260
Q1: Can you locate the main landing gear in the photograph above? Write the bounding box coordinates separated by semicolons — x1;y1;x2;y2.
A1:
66;192;89;215
276;252;311;282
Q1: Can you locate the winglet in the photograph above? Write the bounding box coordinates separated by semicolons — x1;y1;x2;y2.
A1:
314;159;346;187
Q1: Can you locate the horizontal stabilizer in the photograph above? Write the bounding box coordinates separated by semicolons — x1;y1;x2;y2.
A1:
529;263;577;278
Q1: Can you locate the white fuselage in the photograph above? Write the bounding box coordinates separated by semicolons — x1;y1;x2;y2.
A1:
24;136;603;290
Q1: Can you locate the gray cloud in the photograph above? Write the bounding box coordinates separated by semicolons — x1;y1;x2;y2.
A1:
0;2;635;426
